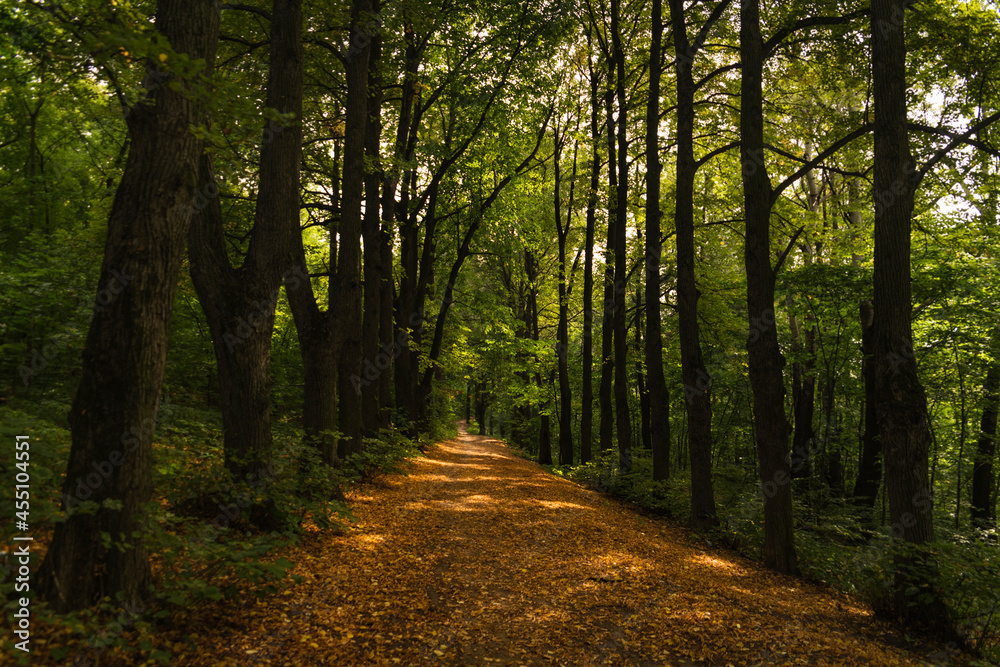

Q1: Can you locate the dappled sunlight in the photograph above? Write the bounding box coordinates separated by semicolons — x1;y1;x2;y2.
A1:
159;430;950;667
531;499;592;511
688;553;745;574
352;532;388;550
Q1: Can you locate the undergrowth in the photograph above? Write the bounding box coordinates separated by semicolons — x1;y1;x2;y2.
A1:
0;395;427;665
552;449;1000;663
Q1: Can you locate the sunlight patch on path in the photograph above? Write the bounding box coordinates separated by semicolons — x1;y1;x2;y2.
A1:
163;429;957;666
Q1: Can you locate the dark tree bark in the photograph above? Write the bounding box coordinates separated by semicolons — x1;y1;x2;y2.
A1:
285;143;340;466
361;0;384;433
476;381;488;436
740;0;797;574
188;0;303;484
36;0;219;612
853;299;882;506
972;354;999;529
645;0;669;482
667;0;730;526
599;77;616;456
787;298;816;479
527;249;553;465
336;0;374;459
581;47;601;464
871;0;951;633
634;282;651;452
554;122;574;466
25;98;43;232
610;0;633;473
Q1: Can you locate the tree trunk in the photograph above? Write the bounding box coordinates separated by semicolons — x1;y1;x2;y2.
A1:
529;249;553;465
787;301;816;478
476;381;488;436
871;0;951;634
361;1;383;433
668;0;718;526
36;0;219;612
554;123;574;466
599;80;616;455
286;140;340;465
646;0;668;482
741;0;797;574
26;99;43;233
336;0;374;458
581;47;601;464
853;299;882;506
188;0;303;484
972;343;998;529
610;0;633;473
634;282;651;452
849;170;881;507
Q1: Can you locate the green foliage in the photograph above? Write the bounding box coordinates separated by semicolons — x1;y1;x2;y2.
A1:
349;431;421;484
565;452;679;517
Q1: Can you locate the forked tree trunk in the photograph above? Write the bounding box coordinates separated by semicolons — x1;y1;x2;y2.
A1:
36;0;219;612
188;0;303;484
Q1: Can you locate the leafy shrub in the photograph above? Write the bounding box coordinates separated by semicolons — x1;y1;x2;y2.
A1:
349;430;420;484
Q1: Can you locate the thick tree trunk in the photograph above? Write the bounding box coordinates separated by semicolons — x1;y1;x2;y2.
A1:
668;0;717;525
871;0;952;634
645;0;668;482
188;0;302;484
972;345;998;529
36;0;219;612
741;0;797;574
610;0;633;473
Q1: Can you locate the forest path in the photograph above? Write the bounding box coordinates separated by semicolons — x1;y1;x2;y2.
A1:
175;427;956;666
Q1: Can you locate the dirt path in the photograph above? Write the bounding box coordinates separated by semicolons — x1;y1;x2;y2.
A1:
172;429;960;666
